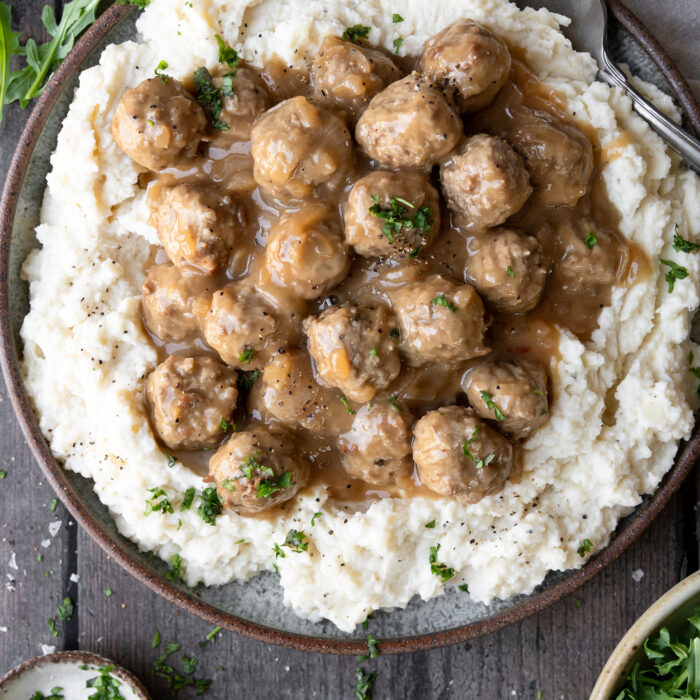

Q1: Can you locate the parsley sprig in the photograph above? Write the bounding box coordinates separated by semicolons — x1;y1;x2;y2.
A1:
368;195;433;245
429;544;455;582
193;35;239;131
197;487;223;525
342;24;370;43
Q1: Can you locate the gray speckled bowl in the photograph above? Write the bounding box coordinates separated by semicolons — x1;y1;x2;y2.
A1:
0;2;699;654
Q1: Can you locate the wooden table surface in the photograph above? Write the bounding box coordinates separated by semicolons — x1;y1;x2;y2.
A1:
1;2;699;698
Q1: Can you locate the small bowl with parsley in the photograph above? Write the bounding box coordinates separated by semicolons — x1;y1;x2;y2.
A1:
591;570;700;698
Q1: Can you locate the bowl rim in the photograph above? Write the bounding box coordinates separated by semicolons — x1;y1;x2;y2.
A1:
0;649;151;698
0;1;699;656
590;570;700;699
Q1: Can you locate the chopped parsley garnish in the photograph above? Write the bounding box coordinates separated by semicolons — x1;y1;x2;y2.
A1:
480;391;506;421
238;347;254;364
368;195;433;245
355;667;376;700
358;634;379;661
273;543;285;559
197;487;223;525
205;626;222;643
532;389;544;396
221;478;235;491
283;529;309;553
104;588;113;597
369;346;378;357
311;512;322;526
0;470;6;479
86;664;122;699
392;37;404;54
48;617;58;638
57;596;73;621
154;59;169;83
181;487;195;511
166;453;177;468
388;395;402;412
506;266;514;278
577;538;593;557
152;630;161;648
219;416;229;431
145;487;174;516
408;245;423;259
584;229;598;248
194;66;229;130
116;0;150;7
431;293;457;312
239;453;273;480
30;689;64;700
340;394;356;415
257;471;292;499
673;224;700;253
362;613;373;629
164;553;182;581
616;604;700;698
660;258;689;292
392;13;404;22
153;643;212;696
425;520;436;529
238;369;260;390
342;24;371;43
429;544;455;582
462;429;494;470
50;498;58;512
459;584;469;593
215;34;239;70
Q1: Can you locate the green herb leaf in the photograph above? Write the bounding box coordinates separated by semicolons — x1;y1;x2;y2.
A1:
673;224;700;253
392;37;404;53
311;512;322;526
85;664;123;699
257;471;292;499
388;395;402;412
458;584;469;593
180;487;195;511
154;59;169;83
48;617;59;638
392;13;404;22
368;195;433;246
219;416;229;431
0;3;20;126
342;24;371;43
144;487;174;516
166;453;177;468
506;265;514;278
660;258;689;293
429;544;455;582
340;394;356;415
584;229;598;248
0;469;6;479
194;65;230;130
355;667;376;700
164;553;182;581
197;487;223;525
283;529;309;553
206;625;222;643
104;588;113;597
369;346;378;357
238;369;259;390
357;633;379;662
115;0;150;8
57;596;73;621
50;498;58;512
431;293;457;312
238;347;254;364
215;34;239;71
577;538;593;557
425;520;436;529
479;391;506;421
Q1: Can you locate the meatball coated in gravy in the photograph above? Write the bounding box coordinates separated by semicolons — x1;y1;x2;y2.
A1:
390;275;489;366
251;96;354;201
344;170;440;258
148;184;247;274
141;263;214;342
338;400;413;485
463;359;549;439
419;20;512;114
355;73;462;168
265;204;350;299
111;77;207;171
440;134;532;229
304;305;401;403
145;355;238;450
125;21;644;515
200;281;279;369
208;425;309;513
413;406;513;503
466;228;547;313
312;35;401;118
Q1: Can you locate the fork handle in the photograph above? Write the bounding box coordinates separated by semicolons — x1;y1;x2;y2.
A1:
598;57;700;174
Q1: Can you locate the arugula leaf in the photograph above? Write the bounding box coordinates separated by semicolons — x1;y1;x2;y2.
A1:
115;0;151;8
0;3;19;125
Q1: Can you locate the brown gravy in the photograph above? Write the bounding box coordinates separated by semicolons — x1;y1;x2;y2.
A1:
140;47;649;509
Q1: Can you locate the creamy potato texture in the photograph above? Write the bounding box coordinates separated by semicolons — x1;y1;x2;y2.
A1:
21;0;700;631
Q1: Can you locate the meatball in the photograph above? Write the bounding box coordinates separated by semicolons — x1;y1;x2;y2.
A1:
303;304;401;402
463;358;549;439
338;400;413;485
265;204;350;299
439;134;532;229
509;116;594;207
419;20;511;114
145;355;238;450
148;184;247;274
215;66;271;139
552;221;618;294
355;73;462;168
252;349;344;433
344;170;441;258
251;96;355;201
390;275;489;366
413;405;513;503
141;263;214;342
208;424;309;513
311;35;401;118
200;281;280;369
466;228;547;313
111;77;207;171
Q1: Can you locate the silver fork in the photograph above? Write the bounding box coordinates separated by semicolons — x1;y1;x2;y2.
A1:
516;0;700;173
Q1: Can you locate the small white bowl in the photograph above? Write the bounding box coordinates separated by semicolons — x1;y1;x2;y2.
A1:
0;650;151;699
591;570;700;698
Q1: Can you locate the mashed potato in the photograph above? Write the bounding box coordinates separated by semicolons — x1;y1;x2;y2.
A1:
20;0;700;631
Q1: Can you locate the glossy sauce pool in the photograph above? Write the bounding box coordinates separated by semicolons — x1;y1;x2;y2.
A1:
140;47;650;513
